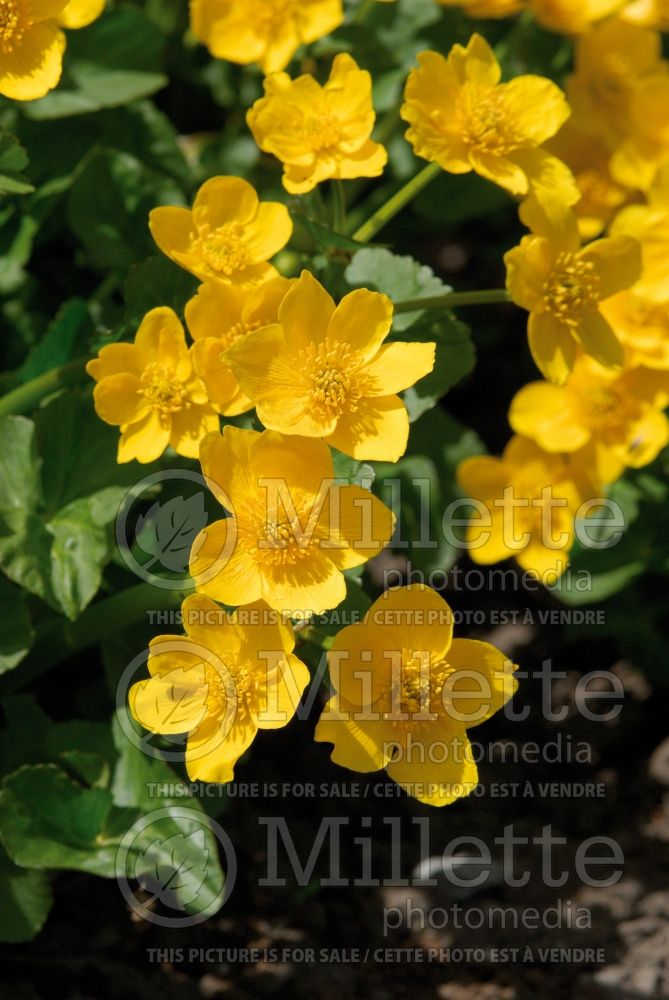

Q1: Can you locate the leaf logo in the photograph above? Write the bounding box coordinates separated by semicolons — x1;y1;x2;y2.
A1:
136;829;209;910
135;494;208;574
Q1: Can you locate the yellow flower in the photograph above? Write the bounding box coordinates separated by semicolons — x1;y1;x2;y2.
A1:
0;0;67;101
528;0;622;35
610;74;669;191
58;0;104;28
129;595;310;783
186;277;294;417
315;585;518;807
609;165;669;299
247;53;387;195
86;307;219;464
509;356;669;486
190;0;343;75
601;290;669;368
456;436;591;580
190;426;395;616
149;175;293;289
566;19;668;153
547;122;634;240
504;215;641;383
400;34;577;212
222;270;435;462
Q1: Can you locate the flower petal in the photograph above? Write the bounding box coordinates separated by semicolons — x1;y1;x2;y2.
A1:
190;518;263;607
527;311;578;384
325;394;410;462
93;373;147;426
328;288;393;361
509;380;589;451
363;341;436;395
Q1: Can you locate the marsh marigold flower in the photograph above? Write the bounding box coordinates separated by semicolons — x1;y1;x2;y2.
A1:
509;357;669;486
223;270;435;462
400;34;577;214
149;175;292;289
129;595;310;783
315;585;519;807
247;53;387;195
0;0;69;100
456;436;593;579
59;0;104;28
86;307;219;464
504;215;641;384
566;20;668;154
601;291;669;369
190;426;395;616
190;0;343;75
186;277;294;417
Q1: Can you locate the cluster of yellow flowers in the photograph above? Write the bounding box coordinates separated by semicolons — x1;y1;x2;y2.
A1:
79;6;668;804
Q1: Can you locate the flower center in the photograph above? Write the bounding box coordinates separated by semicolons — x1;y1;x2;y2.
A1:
256;516;309;566
456;87;519;156
205;661;255;716
385;651;452;723
141;363;187;414
0;0;22;48
194;223;251;277
303;113;343;152
544;253;600;323
300;340;360;421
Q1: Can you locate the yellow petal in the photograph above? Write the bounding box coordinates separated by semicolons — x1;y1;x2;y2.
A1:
509;380;589;451
117;410;170;464
129;669;208;736
59;0;105;29
185;282;245;341
527;311;578;384
192;338;251;416
575;309;624;369
199;426;257;510
502;75;571;144
254;652;310;729
260;549;346;617
386;735;479;806
190;518;263;607
169;404;219;460
363;341;435;395
315;704;391;772
192;175;259;230
328;288;393;361
149;206;194;261
242;202;293;262
186;714;257;784
93;373;147;426
86;343;145;382
367;584;454;660
325;394;410;462
278;270;336;351
505;236;554;312
443;638;518;728
579;236;642;300
0;21;65;101
456;455;508;498
322;484;395;569
625;407;669;467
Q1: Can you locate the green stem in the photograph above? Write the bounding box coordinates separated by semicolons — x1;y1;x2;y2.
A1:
394;288;511;314
0;356;89;419
352;0;376;23
351;161;441;243
331;179;347;233
0;583;189;694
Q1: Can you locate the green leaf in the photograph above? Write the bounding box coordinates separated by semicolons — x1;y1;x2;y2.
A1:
21;9;167;121
345;247;447;330
0;576;33;675
397;312;476;422
0;131;34;196
19;299;90;384
0;396;139;618
123;256;198;324
0;844;52;943
67;150;183;272
294;214;369;254
0;764;116;876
